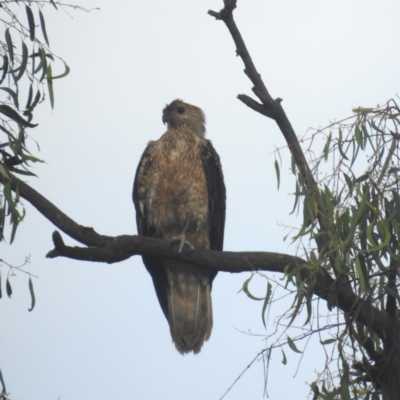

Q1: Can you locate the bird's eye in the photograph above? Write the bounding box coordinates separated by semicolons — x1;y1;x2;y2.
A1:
177;106;185;114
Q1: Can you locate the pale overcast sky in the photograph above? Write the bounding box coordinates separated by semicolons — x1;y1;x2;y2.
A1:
1;1;400;399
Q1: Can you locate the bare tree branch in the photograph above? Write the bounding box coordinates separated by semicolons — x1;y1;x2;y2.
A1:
208;0;313;178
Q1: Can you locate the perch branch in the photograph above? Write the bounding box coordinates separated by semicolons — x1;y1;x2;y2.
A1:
0;171;391;339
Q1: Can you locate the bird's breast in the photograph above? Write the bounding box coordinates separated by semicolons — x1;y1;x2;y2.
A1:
144;135;209;242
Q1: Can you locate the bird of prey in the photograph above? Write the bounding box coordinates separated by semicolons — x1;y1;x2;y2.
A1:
133;99;226;354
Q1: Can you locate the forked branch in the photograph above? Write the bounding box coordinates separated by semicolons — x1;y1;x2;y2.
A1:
208;0;313;180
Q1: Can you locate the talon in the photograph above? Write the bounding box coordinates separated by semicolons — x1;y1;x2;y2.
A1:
171;236;194;253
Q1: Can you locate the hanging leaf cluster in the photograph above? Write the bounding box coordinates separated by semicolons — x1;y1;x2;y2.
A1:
290;100;400;398
0;1;71;243
252;100;400;399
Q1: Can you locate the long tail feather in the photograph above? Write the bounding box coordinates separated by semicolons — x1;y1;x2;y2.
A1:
165;260;213;354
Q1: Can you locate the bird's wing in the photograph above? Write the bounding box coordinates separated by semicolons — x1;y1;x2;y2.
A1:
201;140;226;253
132;146;152;237
132;146;169;317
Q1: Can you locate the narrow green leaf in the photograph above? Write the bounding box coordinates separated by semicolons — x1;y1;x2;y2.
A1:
241;274;264;301
9;139;21;156
320;338;336;345
343;173;353;193
376;146;385;166
354;173;369;183
337;131;349;160
51;63;70;80
342;186;369;245
261;281;272;328
3;182;16;213
8;167;37;177
38;48;48;82
0;55;9;84
0;87;19;110
355;255;366;293
46;64;54;108
290;180;300;215
22;154;44;163
32;49;47;74
274;159;280;190
281;349;287;365
287;335;302;353
340;358;351;400
301;193;313;229
10;215;20;244
28;277;35;311
354;124;363;147
24;89;41;115
350;137;360;168
39;10;50;46
0;104;38;127
303;290;312;326
6;278;12;298
0;203;5;242
364;219;391;253
5;28;14;65
25;84;33;110
311;382;319;400
0;164;10;179
9;67;18;94
25;5;35;41
323;132;332;161
370;120;386;135
14;41;28;82
361;123;369;149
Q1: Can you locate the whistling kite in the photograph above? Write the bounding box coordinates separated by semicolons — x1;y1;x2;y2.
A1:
133;99;226;354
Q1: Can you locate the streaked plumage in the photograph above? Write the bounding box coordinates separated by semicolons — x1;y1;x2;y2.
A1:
133;99;226;354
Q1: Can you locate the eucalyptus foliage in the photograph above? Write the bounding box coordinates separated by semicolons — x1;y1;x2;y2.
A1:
0;1;77;244
301;100;400;399
244;100;400;399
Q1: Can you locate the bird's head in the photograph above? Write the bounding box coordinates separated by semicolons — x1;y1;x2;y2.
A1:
162;99;206;136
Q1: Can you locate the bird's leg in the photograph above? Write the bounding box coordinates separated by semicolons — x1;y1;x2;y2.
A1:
170;222;195;254
171;234;194;254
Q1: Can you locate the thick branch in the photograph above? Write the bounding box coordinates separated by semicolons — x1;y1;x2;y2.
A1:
47;229;389;339
47;229;304;271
